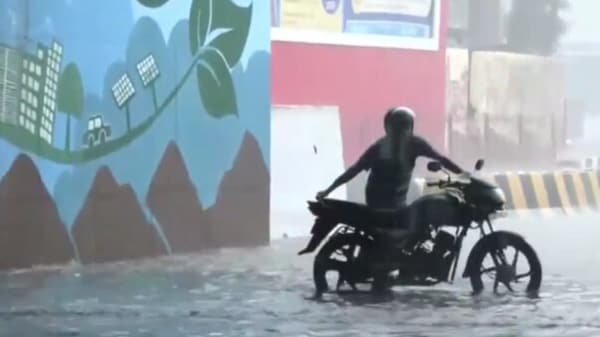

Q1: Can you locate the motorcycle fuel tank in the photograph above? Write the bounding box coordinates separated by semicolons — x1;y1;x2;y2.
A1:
411;192;464;227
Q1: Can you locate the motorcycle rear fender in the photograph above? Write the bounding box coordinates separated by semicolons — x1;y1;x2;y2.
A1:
462;230;526;278
307;201;322;216
297;216;338;255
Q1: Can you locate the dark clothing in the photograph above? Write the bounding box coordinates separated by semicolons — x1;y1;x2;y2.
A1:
354;135;462;209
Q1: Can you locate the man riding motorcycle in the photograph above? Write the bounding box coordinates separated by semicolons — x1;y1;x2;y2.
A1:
315;107;465;290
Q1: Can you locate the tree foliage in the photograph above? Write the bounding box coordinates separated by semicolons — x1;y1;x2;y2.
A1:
506;0;570;56
57;63;84;117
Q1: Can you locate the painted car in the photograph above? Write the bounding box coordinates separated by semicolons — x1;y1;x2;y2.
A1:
82;115;112;147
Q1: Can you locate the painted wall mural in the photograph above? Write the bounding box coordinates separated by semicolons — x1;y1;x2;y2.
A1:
0;0;270;271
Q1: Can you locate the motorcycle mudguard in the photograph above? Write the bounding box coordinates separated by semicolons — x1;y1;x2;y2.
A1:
297;217;338;255
462;230;526;278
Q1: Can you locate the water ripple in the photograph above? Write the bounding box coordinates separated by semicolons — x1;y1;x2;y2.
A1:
1;237;600;337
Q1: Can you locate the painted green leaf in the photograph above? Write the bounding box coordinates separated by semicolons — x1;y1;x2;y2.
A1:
196;48;237;118
57;63;84;117
188;0;211;55
136;0;169;8
207;0;253;68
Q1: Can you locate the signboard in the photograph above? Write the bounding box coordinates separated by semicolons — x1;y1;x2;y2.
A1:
271;0;441;50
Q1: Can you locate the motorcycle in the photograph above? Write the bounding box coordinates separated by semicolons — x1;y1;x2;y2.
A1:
298;159;542;296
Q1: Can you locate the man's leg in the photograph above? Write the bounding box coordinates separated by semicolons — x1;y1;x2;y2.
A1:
389;201;415;248
365;191;406;293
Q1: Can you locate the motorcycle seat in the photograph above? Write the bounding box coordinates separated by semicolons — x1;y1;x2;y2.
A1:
314;198;412;229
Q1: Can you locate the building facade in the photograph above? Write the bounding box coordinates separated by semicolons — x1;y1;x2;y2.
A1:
15;40;62;144
20;52;43;136
0;45;21;125
270;0;449;237
40;41;63;144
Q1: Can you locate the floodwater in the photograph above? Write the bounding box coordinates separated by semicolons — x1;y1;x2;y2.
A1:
2;212;600;337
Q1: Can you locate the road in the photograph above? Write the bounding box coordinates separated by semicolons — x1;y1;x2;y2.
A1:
2;211;600;337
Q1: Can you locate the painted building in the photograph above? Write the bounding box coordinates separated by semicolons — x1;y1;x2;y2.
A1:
19;54;41;136
0;45;20;125
270;0;449;238
3;40;64;144
0;0;271;271
40;40;63;144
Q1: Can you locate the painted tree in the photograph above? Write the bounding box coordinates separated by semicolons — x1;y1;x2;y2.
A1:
506;0;570;56
57;63;84;152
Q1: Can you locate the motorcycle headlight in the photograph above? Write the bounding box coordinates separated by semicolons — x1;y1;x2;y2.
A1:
492;187;506;204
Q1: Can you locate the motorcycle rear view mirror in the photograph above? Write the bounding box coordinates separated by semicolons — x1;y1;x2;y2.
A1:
475;159;485;171
427;161;442;172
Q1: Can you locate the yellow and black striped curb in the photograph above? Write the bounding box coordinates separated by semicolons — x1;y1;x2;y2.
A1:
414;170;600;212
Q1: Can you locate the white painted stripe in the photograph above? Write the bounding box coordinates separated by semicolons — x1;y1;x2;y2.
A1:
271;0;442;51
271;28;440;51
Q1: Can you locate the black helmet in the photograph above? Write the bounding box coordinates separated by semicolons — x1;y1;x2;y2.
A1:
384;106;415;135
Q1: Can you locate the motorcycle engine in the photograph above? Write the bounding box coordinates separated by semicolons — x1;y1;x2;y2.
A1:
428;229;456;279
432;229;455;256
410;229;455;280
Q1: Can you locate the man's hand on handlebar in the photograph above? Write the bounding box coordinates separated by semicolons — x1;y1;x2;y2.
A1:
426;171;472;187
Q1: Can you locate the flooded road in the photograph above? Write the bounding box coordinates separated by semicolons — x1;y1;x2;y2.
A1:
2;212;600;337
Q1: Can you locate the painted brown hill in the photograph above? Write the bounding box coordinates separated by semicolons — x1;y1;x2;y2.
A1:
146;141;212;253
72;166;167;264
0;154;75;270
208;132;270;247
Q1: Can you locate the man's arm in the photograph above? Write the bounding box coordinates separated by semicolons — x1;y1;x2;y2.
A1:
319;145;375;197
414;136;464;174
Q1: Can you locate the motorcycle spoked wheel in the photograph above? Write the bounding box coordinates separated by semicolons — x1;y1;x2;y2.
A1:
313;233;375;295
469;232;542;296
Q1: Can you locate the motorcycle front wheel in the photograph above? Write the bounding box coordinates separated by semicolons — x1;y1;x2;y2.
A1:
469;231;542;296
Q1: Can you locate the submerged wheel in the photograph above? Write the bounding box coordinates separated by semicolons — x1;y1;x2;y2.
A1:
469;232;542;296
313;232;374;295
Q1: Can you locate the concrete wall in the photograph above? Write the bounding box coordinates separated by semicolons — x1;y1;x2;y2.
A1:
0;0;271;271
446;48;566;169
271;0;450;208
270;105;347;239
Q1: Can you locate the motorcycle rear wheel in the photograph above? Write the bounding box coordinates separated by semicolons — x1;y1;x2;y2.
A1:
313;232;374;294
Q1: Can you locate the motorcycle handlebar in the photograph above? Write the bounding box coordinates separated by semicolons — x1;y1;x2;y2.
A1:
425;180;465;188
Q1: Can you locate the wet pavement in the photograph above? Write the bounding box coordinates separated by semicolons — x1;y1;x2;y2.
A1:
2;212;600;337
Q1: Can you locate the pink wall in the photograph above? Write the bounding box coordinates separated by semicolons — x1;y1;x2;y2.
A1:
272;1;449;166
